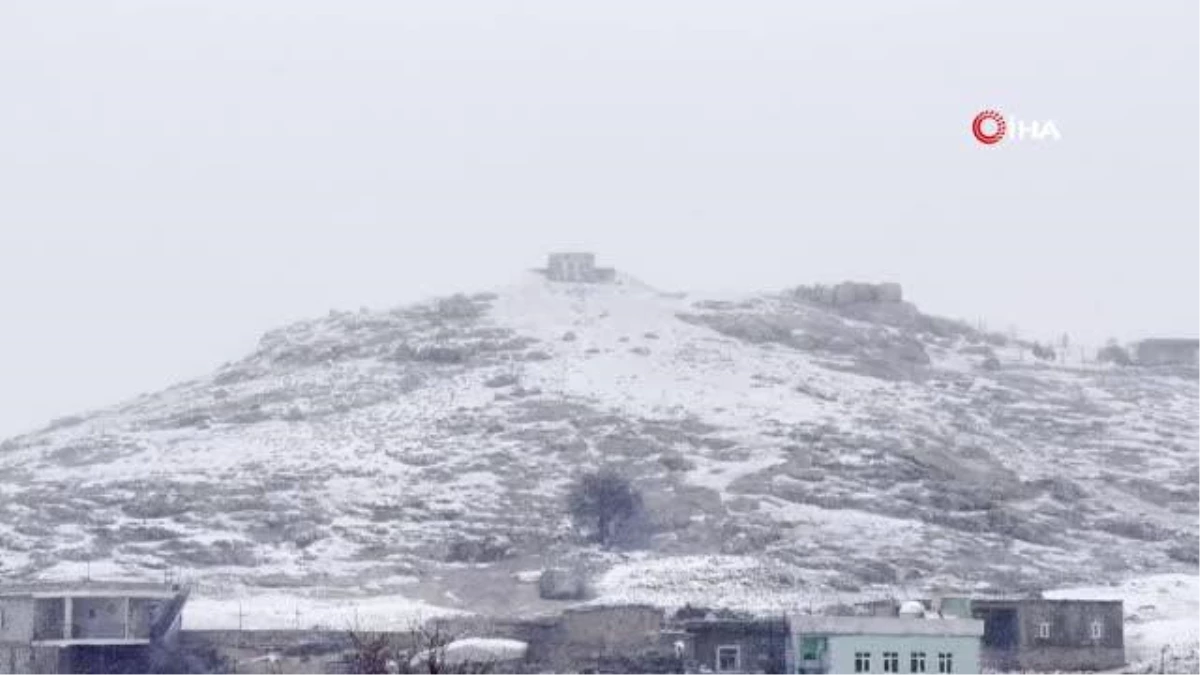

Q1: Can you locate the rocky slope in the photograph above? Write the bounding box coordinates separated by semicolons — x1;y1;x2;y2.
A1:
0;272;1196;620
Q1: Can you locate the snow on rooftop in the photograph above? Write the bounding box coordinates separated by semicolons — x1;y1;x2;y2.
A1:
183;591;465;631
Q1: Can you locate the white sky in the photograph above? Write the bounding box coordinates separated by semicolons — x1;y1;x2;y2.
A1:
0;1;1197;438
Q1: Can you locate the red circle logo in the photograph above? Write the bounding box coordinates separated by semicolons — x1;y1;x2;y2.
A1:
972;110;1006;145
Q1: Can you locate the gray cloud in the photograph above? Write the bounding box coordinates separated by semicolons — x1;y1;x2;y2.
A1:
0;0;1196;436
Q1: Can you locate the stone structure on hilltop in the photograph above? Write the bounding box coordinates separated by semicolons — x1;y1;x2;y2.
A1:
793;281;903;306
541;252;616;283
1133;338;1199;366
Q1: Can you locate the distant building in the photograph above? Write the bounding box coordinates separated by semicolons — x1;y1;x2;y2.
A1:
787;612;983;675
543;252;616;283
1133;338;1199;366
793;281;903;306
0;580;188;674
968;597;1124;672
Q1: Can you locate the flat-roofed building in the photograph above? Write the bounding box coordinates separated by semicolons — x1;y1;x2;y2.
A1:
787;613;983;674
0;580;188;674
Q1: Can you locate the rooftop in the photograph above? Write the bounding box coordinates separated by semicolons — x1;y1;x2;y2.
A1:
0;579;184;599
970;597;1123;609
788;615;984;637
1136;338;1199;347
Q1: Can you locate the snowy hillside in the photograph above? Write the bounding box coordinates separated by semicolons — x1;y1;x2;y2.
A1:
0;272;1196;621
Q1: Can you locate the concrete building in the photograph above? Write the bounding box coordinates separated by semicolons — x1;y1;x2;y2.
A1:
787;611;983;674
969;598;1124;672
543;252;616;283
1133;338;1199;366
680;616;787;674
0;580;188;674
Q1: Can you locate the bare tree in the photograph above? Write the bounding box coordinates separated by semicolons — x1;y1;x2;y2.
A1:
567;468;644;547
346;619;502;674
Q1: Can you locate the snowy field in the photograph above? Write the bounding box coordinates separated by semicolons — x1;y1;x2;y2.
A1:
183;589;464;631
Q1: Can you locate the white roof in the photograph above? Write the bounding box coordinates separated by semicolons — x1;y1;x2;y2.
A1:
789;615;984;637
410;638;528;667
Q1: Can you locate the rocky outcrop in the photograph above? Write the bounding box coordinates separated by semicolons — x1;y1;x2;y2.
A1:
793;281;903;306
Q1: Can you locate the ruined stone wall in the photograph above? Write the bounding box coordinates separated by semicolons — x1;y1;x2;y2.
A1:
793;281;903;306
544;253;615;283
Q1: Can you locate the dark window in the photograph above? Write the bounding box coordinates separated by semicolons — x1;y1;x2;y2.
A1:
716;645;740;672
801;637;826;661
854;652;871;673
911;651;926;673
883;651;899;672
938;652;953;674
976;608;1019;649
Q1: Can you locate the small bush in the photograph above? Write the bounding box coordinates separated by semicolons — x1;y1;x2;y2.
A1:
445;536;512;563
1031;343;1057;361
416;346;470;364
1097;344;1132;366
567;468;645;547
484;373;518;388
659;452;696;472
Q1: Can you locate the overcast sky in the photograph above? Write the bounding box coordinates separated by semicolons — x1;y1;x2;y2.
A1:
1;1;1196;438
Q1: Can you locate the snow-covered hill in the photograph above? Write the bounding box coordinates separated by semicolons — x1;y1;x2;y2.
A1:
0;272;1196;621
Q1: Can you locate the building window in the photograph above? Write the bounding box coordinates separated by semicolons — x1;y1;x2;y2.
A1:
716;645;740;673
800;637;826;661
1091;620;1103;639
0;607;6;630
937;652;954;673
854;652;871;673
911;651;927;673
1037;621;1051;639
883;651;899;672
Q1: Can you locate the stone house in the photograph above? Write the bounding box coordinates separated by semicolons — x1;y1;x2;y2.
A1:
793;281;904;306
0;580;188;674
438;605;671;672
968;598;1124;672
543;253;616;283
1133;338;1199;366
680;616;788;674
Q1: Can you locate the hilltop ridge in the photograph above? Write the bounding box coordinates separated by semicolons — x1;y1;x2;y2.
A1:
0;269;1195;620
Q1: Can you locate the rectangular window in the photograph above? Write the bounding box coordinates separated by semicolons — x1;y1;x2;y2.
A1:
716;645;740;673
1038;621;1051;639
937;652;953;673
801;637;825;661
854;652;871;673
911;651;927;673
1091;620;1103;639
883;651;899;672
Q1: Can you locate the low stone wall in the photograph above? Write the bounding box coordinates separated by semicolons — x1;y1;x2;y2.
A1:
793;281;903;306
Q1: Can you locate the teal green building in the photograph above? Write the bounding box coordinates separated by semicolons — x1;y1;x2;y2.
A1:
787;614;983;674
